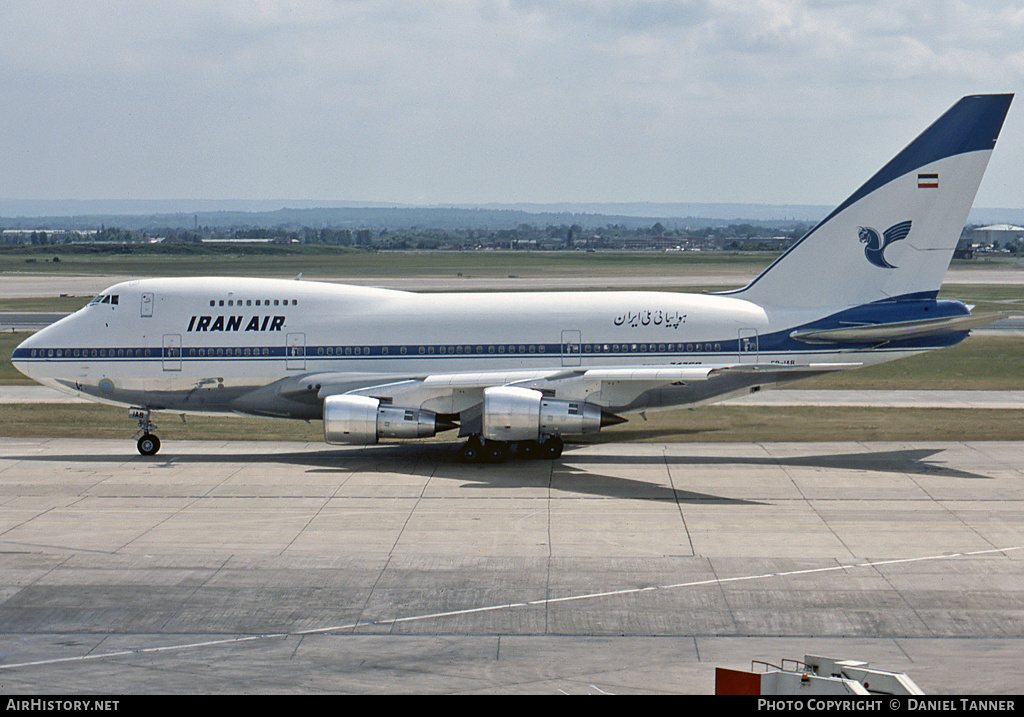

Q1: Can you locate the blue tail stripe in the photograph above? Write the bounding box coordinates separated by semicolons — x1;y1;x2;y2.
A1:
823;93;1011;223
727;93;1013;298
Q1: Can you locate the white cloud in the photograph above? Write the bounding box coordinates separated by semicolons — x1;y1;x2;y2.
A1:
1;0;1022;206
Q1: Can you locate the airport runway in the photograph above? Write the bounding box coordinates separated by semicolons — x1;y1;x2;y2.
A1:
0;437;1021;694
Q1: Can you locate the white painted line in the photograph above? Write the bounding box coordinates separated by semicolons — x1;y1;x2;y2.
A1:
1;545;1019;671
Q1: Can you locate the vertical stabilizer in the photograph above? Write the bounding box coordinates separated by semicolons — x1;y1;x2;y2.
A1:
731;94;1013;309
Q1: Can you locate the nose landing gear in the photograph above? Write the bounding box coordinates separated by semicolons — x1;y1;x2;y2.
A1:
130;408;161;456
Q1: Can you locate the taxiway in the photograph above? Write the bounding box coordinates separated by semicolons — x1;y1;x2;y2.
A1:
0;438;1021;694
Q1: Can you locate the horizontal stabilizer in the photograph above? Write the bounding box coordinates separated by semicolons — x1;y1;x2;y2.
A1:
790;312;1011;345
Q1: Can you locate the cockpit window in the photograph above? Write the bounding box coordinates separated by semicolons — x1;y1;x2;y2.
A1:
88;294;119;306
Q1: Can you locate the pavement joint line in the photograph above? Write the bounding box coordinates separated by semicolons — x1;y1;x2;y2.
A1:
0;545;1019;673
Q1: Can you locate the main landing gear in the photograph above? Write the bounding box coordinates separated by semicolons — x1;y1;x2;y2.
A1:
130;408;161;456
459;435;564;464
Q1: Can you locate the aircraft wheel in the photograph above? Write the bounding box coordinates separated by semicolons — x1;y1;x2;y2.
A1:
484;441;511;464
137;433;161;456
518;440;540;459
459;436;484;463
540;435;563;459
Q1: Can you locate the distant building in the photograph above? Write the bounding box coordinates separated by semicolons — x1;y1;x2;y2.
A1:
974;224;1024;249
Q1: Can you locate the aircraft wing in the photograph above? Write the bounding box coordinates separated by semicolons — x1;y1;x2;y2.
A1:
296;361;859;415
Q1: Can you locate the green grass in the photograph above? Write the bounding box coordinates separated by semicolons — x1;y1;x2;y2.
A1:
0;246;769;280
939;284;1024;314
797;335;1024;391
3;245;1021;279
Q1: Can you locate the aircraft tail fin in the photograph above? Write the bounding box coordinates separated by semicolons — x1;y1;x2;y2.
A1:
730;94;1013;309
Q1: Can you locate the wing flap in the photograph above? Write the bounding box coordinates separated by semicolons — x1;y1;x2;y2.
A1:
304;362;859;414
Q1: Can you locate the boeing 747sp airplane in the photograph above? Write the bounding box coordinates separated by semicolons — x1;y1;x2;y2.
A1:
12;94;1014;462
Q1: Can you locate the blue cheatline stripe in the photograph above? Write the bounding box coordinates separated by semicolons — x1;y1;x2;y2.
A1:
14;341;734;362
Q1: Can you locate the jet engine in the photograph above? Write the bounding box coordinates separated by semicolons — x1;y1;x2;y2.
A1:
481;386;622;442
323;394;454;444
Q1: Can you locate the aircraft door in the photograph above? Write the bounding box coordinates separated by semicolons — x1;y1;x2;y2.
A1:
286;332;306;370
141;292;154;317
561;329;582;367
162;334;182;371
738;328;759;363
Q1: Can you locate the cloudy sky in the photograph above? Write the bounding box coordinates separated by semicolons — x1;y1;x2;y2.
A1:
2;1;1022;208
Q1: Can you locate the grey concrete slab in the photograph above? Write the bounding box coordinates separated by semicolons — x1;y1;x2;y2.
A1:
0;437;1022;694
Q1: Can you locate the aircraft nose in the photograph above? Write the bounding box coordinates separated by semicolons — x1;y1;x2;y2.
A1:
12;330;45;380
11;318;71;382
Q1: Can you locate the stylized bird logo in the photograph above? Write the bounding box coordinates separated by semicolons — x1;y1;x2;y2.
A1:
858;220;912;268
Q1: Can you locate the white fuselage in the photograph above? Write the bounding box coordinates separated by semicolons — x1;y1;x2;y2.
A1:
13;276;924;420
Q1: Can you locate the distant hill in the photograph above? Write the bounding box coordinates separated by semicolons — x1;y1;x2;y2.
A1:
1;199;1021;232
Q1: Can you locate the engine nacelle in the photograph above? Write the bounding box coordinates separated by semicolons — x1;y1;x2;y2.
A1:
481;386;607;442
323;395;443;444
